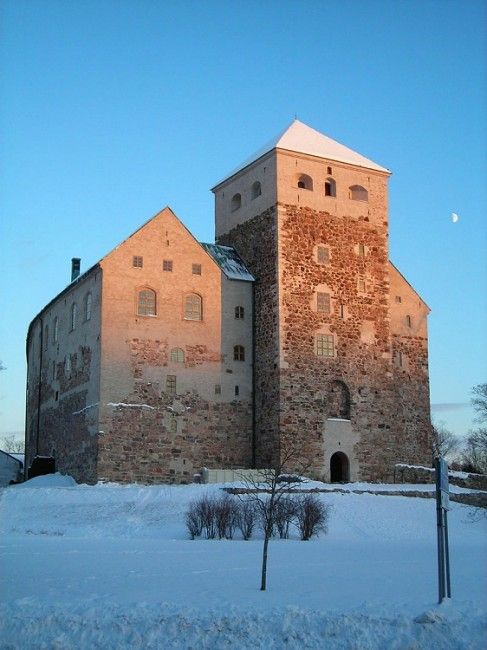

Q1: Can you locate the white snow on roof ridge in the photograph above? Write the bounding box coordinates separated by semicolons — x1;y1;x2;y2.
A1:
214;119;389;187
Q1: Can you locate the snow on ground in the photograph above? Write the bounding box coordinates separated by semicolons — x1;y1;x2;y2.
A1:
1;474;486;649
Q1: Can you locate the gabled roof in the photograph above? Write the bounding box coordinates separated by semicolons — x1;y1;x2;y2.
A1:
201;243;255;282
213;119;389;188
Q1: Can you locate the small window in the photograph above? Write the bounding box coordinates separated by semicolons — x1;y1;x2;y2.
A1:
358;244;365;257
324;178;336;197
231;193;242;212
296;174;313;190
170;347;185;363
235;385;240;396
235;306;244;319
317;292;331;313
52;361;56;381
350;185;368;201
327;166;332;175
358;278;366;293
339;304;345;319
395;295;402;303
393;350;403;368
44;325;49;351
234;345;245;361
251;181;262;199
192;263;202;275
163;260;173;272
215;384;221;395
85;292;92;321
316;334;334;357
65;355;71;376
406;315;412;328
138;289;156;316
53;317;59;343
166;375;177;395
316;246;330;264
70;303;77;331
133;256;143;268
169;418;177;434
185;293;202;320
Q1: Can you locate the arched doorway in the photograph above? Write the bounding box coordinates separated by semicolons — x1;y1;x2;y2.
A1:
330;452;350;483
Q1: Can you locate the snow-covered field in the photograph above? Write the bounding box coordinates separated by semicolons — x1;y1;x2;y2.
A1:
1;474;486;649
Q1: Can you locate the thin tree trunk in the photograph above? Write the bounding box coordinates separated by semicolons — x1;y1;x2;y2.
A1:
261;529;270;591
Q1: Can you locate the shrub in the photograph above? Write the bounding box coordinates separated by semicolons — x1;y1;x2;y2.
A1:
185;500;203;539
215;494;239;539
273;496;296;539
236;498;257;540
295;494;329;541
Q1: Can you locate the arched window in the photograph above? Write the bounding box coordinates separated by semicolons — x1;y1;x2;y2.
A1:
296;174;313;190
327;380;351;419
234;345;245;361
85;292;92;321
324;178;336;197
170;347;185;363
44;325;49;350
350;185;368;201
251;181;262;199
231;193;242;212
184;293;202;320
137;289;156;316
70;303;77;331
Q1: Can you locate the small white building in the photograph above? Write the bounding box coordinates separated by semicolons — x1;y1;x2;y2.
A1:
0;450;23;486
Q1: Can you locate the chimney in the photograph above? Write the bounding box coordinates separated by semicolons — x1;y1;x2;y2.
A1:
71;258;81;282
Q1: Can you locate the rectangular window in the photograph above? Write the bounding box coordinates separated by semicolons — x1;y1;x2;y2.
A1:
166;375;177;395
358;278;366;293
163;260;173;272
358;244;365;256
395;295;402;303
235;385;239;396
52;361;56;381
406;315;412;328
192;263;202;275
316;334;334;357
235;306;244;319
317;292;331;313
317;246;329;264
215;384;221;395
393;350;403;368
133;256;143;268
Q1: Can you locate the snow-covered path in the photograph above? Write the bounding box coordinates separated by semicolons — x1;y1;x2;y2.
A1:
1;476;486;648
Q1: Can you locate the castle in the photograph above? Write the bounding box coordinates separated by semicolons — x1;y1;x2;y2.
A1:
25;120;433;484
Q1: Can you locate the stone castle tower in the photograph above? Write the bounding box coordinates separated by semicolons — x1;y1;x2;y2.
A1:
213;120;432;481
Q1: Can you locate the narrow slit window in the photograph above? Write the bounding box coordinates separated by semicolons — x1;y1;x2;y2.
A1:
166;375;177;395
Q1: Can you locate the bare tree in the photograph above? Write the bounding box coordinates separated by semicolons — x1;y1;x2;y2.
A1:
431;422;461;460
462;428;487;474
472;384;487;423
0;434;25;453
237;437;310;591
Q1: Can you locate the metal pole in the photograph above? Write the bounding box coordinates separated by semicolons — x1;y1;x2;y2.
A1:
444;509;451;598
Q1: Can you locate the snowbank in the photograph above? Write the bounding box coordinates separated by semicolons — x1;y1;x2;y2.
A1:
1;481;486;648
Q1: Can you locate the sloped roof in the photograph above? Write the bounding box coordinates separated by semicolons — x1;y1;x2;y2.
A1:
201;243;255;282
213;119;389;187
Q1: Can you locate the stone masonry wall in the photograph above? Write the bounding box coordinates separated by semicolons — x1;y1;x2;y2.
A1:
218;205;281;467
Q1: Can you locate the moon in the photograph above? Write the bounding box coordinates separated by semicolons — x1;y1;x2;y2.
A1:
451;213;459;223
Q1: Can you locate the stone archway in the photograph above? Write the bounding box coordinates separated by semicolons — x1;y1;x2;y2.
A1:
330;451;350;483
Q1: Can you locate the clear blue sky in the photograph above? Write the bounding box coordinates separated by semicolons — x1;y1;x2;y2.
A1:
1;0;486;438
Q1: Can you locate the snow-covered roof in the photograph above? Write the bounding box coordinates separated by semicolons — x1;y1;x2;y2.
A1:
213;119;389;187
200;244;255;282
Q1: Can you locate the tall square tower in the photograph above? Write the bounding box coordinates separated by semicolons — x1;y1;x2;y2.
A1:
213;120;432;481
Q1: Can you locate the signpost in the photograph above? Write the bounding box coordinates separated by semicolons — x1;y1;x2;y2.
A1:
435;457;451;603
